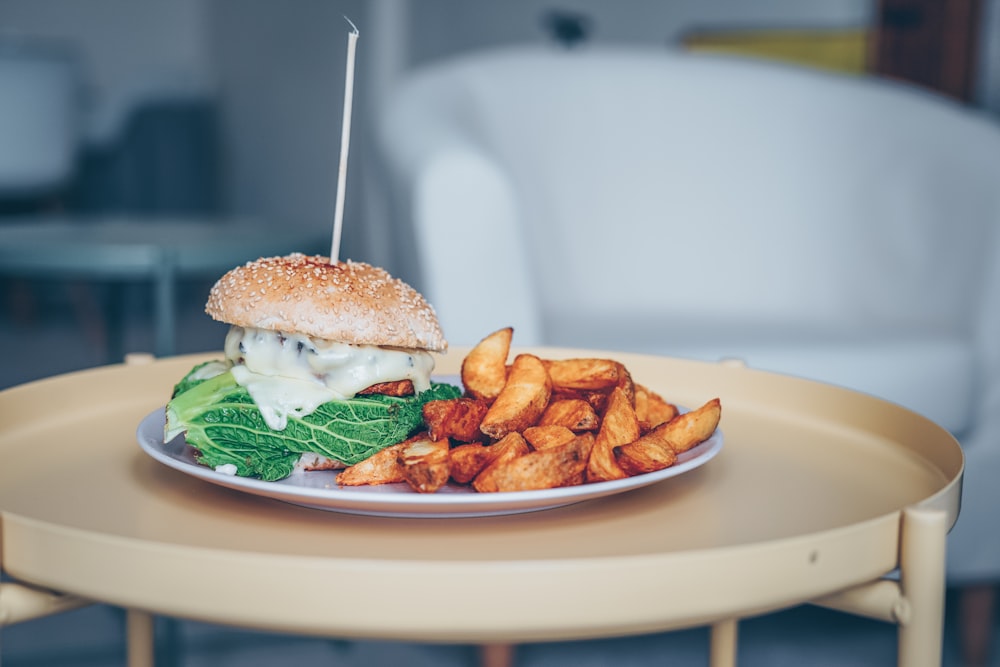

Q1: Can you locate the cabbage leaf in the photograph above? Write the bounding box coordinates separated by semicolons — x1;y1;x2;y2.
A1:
166;366;461;481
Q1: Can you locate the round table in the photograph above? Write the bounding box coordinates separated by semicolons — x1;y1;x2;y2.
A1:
0;348;963;667
0;217;328;359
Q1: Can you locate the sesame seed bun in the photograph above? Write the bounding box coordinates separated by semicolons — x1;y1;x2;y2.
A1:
205;253;447;352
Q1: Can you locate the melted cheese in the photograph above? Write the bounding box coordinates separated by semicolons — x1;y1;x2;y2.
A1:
223;326;435;431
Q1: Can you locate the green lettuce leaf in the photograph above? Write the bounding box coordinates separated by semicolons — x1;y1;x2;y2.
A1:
166;366;461;481
171;360;230;397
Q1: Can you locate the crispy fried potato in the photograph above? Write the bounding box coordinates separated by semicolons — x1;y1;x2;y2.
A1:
545;358;623;391
635;383;679;432
448;443;493;484
538;398;600;432
523;424;577;450
657;398;722;454
550;387;608;412
614;398;721;475
461;327;513;402
586;386;640;483
399;436;451;493
337;440;409;486
423;397;489;443
485;433;595;492
472;432;530;493
614;430;678;476
479;354;552;440
615;363;636;406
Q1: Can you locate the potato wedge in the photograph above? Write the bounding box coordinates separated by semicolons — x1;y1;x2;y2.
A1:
523;424;577;450
635;383;679;432
399;436;451;493
615;363;636;407
472;432;530;493
550;387;609;412
448;443;493;484
486;433;595;492
614;430;678;476
423;397;489;443
657;398;722;454
538;398;600;432
337;441;409;486
615;398;721;475
479;354;552;440
461;327;513;402
545;358;623;391
586;386;640;483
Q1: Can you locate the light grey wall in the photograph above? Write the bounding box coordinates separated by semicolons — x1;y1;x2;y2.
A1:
206;0;369;262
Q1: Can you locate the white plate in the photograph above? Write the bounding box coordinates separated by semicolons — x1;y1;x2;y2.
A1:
136;408;723;518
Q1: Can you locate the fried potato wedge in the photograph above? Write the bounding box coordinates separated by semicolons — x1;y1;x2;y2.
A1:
399;436;451;493
461;327;513;402
615;398;721;475
485;433;595;492
657;398;722;454
614;430;678;476
479;354;552;440
337;440;409;486
586;386;640;483
614;363;636;407
472;432;531;493
545;358;623;391
423;397;489;443
523;424;577;450
550;387;610;412
635;384;679;432
448;443;493;484
538;398;600;432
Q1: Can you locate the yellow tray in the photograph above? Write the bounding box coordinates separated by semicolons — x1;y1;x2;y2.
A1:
0;349;962;651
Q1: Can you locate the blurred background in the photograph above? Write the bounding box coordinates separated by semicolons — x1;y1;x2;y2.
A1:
2;1;999;666
1;0;998;387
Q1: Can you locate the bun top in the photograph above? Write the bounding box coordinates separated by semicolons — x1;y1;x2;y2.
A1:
205;254;447;352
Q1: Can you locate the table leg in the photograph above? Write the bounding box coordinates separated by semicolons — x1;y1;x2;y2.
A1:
709;618;739;667
897;506;948;667
126;609;155;667
479;643;514;667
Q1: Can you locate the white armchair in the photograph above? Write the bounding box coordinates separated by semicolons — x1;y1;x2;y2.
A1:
375;44;1000;649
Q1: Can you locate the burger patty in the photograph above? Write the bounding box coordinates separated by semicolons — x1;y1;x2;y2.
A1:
356;379;415;397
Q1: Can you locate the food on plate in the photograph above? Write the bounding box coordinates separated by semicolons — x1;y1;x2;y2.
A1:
471;432;532;493
479;433;594;492
545;358;624;391
336;326;723;493
164;253;461;481
615;399;722;475
336;440;409;486
163;261;723;495
478;354;552;440
537;399;600;432
634;384;680;431
585;386;640;483
399;436;451;493
522;424;577;450
460;326;512;401
448;442;495;484
422;397;490;443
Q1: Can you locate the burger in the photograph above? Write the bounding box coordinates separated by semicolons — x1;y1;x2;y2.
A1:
164;253;461;481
